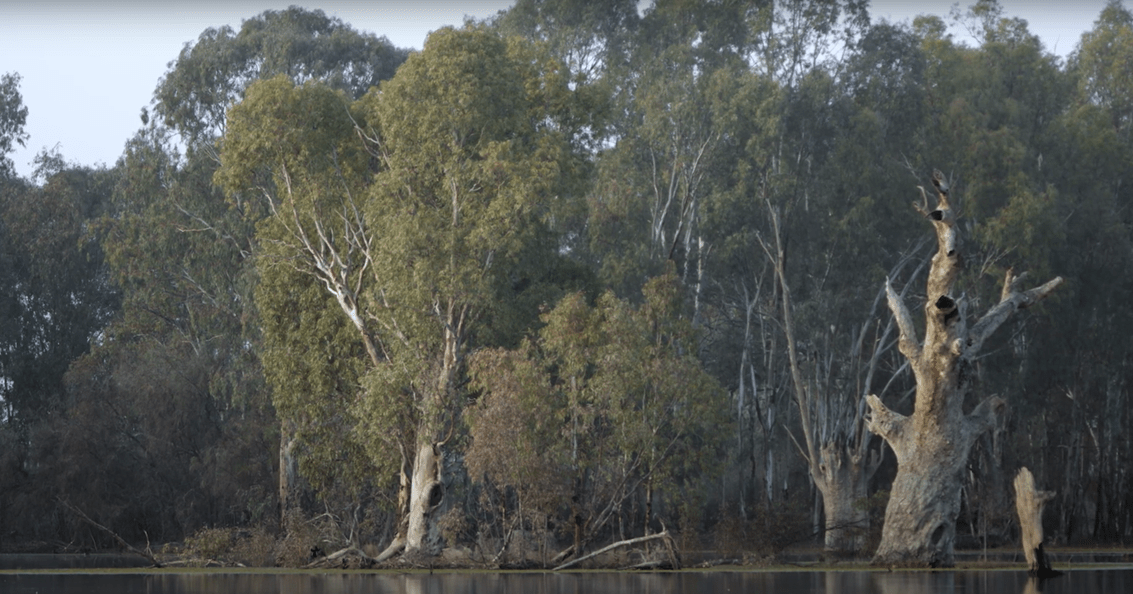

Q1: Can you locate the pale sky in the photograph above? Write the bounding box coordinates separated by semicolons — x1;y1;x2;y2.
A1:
0;1;1118;179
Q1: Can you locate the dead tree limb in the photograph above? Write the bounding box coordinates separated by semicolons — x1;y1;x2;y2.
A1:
304;546;378;569
552;530;675;571
59;499;161;567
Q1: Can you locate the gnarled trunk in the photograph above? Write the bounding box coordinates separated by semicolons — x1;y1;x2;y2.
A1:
866;171;1061;567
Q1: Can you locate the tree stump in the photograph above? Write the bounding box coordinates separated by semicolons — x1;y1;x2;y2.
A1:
1013;467;1061;578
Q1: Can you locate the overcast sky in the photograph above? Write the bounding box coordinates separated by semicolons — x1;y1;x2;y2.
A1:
0;1;1117;180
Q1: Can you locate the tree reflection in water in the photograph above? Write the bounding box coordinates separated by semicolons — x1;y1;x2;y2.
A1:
0;569;1127;593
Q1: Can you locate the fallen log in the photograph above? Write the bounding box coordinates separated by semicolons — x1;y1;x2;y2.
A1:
552;530;676;571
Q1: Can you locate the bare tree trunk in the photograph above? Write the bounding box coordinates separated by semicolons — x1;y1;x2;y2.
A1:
279;420;301;531
815;444;873;553
866;172;1062;567
1014;467;1060;578
405;440;443;554
762;203;890;556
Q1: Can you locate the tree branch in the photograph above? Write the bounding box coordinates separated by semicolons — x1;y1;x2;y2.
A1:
552;530;675;571
962;395;1005;448
59;499;161;567
885;277;921;364
967;270;1063;356
865;394;907;450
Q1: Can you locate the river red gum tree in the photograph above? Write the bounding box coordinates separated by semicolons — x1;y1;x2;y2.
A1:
865;171;1062;567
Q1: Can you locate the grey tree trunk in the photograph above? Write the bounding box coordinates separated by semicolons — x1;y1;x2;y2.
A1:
815;444;873;553
866;171;1062;567
763;204;890;556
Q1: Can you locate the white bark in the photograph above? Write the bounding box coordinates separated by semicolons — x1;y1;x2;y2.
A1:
1014;467;1057;577
405;441;443;554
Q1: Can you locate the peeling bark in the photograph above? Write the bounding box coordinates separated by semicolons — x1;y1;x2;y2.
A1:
867;172;1061;567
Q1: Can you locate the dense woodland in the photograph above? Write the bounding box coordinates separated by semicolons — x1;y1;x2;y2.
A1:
2;0;1132;567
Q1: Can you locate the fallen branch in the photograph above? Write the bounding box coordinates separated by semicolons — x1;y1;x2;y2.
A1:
553;530;674;571
550;544;575;565
59;499;161;567
304;546;378;569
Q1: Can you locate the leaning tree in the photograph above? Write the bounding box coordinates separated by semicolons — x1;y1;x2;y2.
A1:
865;171;1062;567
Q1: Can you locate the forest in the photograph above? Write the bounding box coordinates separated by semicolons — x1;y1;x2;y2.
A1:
1;0;1131;568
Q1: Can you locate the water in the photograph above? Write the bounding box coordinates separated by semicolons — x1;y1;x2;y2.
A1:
0;569;1129;594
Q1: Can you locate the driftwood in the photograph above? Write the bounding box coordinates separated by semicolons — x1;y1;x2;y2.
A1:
1013;467;1061;578
552;530;677;571
59;499;161;567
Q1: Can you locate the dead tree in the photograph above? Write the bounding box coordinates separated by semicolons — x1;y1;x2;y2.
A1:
866;170;1062;567
763;203;924;556
1014;467;1060;578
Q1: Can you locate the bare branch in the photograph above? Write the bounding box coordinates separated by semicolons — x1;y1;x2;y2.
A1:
962;395;1005;449
967;274;1063;356
885;276;921;364
865;393;907;450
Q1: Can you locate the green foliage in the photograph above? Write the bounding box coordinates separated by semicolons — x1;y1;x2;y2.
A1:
468;267;730;538
0;72;28;179
0;163;119;427
10;0;1133;557
1072;1;1133;137
217;27;592;503
154;6;409;145
182;526;278;566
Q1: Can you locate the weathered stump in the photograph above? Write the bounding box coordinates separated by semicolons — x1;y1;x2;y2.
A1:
1013;467;1061;578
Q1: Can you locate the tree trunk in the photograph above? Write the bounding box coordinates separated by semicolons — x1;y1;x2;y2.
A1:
815;443;872;554
279;420;302;531
763;203;883;556
866;172;1062;567
405;439;444;554
1014;467;1059;578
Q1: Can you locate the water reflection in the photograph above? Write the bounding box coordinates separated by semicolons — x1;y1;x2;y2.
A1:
0;568;1128;594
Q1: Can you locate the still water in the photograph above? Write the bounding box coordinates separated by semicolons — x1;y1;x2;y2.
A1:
1;569;1130;594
